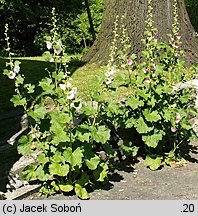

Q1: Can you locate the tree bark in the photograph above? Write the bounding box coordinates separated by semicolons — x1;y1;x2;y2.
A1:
83;0;198;65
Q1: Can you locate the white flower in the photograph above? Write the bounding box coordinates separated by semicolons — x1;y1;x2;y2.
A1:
66;81;72;88
92;101;99;109
59;84;66;91
46;41;52;50
105;67;117;77
50;58;54;62
14;65;20;73
8;71;16;79
57;39;62;47
106;78;113;85
67;87;77;100
54;39;63;55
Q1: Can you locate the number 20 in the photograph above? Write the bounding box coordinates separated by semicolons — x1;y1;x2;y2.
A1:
182;204;194;212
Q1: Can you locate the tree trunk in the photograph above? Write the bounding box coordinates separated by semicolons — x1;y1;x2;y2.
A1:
84;0;96;41
83;0;198;65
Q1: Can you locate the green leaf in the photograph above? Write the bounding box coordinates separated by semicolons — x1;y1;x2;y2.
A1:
75;184;90;200
49;163;70;177
37;153;49;166
39;77;55;94
51;151;65;164
125;117;136;128
63;147;83;168
14;60;21;66
143;109;161;122
42;51;53;62
18;135;33;155
91;125;111;144
126;96;144;110
28;104;48;122
81;102;97;115
22;164;37;181
93;163;108;182
162;108;172;122
122;143;139;157
137;89;150;100
50;111;72;125
135;117;154;134
11;95;27;107
51;181;59;191
85;155;100;170
35;165;50;181
76;126;90;142
50;122;70;143
24;84;35;94
147;96;156;107
142;131;164;148
76;173;89;186
145;155;163;170
59;184;73;192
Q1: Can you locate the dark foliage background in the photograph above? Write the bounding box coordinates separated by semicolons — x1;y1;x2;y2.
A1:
0;0;196;56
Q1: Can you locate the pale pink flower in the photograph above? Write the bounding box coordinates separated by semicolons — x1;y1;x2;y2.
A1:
175;113;181;124
143;67;148;73
171;127;177;133
128;58;133;66
145;78;151;84
150;65;156;71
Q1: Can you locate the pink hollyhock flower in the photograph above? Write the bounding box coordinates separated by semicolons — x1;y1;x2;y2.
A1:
150;65;156;71
143;67;148;73
171;127;177;133
175;113;181;124
173;42;180;49
128;58;133;66
169;38;174;45
145;78;151;84
176;54;181;58
174;33;181;40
